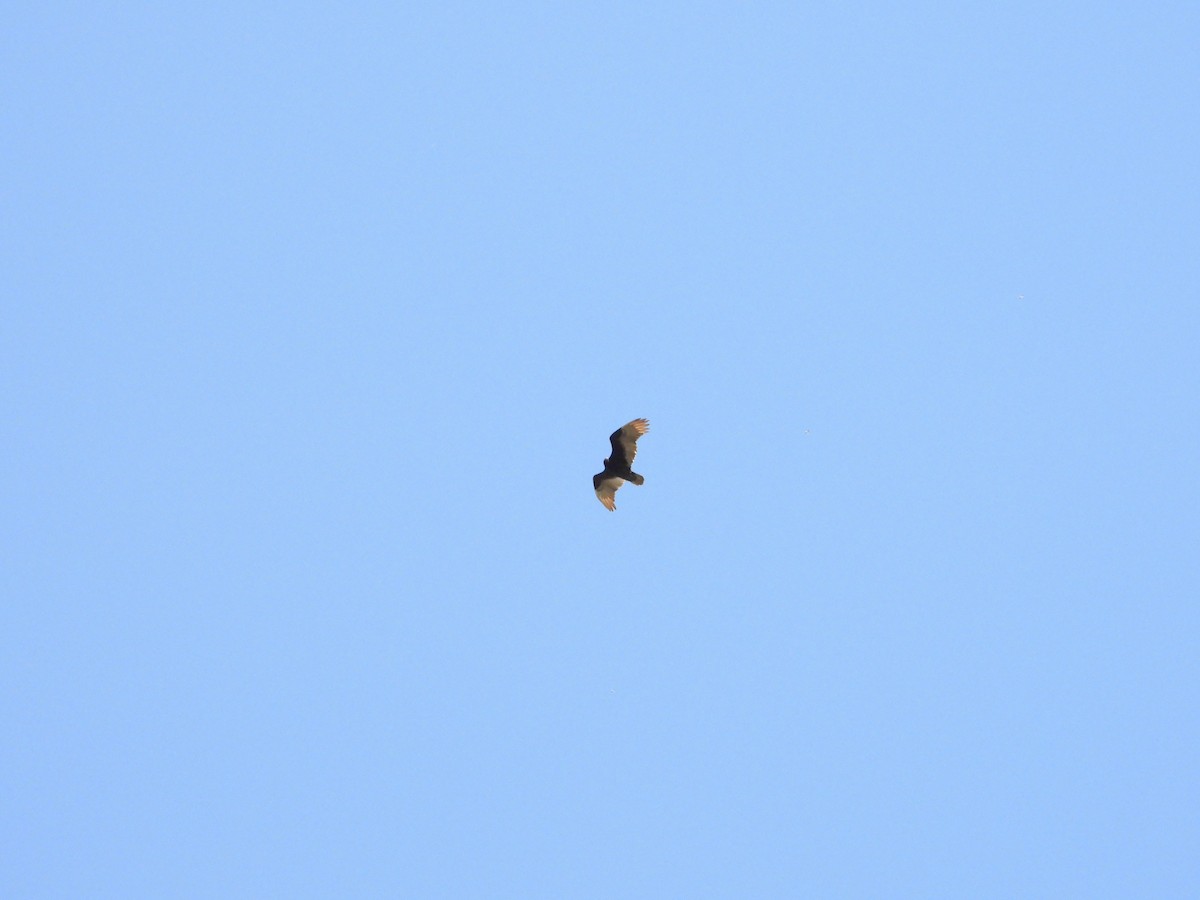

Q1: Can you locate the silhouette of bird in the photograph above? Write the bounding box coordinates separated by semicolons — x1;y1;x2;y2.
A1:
593;418;650;511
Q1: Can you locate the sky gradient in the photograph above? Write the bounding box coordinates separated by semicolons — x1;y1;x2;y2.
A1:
3;3;1198;897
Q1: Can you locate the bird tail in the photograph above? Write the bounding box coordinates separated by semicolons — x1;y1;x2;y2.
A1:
627;472;644;486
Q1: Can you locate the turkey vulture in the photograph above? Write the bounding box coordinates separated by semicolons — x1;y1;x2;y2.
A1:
593;418;650;511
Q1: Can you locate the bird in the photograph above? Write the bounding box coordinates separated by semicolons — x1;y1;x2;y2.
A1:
593;418;650;511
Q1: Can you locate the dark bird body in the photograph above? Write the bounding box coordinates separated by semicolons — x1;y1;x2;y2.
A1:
593;418;650;511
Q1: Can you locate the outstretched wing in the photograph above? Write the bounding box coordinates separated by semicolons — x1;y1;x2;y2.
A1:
608;418;650;468
594;475;624;511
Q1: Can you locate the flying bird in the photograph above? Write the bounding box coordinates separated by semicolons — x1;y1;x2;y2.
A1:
593;418;650;511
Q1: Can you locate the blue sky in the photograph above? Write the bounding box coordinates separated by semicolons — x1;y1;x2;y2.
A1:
3;2;1198;896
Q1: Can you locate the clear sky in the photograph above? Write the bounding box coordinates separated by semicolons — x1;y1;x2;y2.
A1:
3;3;1198;897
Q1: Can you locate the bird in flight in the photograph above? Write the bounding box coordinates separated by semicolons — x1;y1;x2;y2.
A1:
593;418;650;511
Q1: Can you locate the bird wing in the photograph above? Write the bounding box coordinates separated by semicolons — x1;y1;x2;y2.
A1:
594;476;624;511
608;418;650;468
